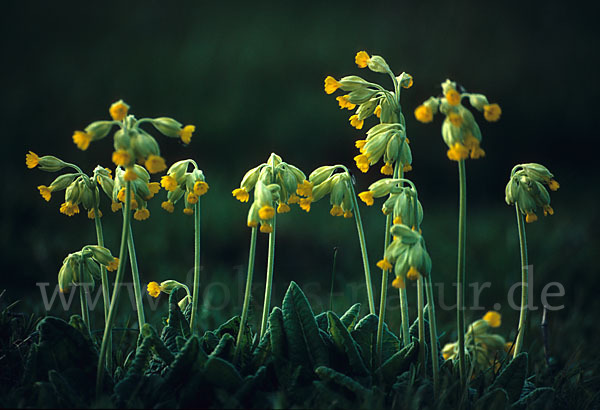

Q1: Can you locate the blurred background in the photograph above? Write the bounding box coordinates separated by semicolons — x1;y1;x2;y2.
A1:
1;1;599;364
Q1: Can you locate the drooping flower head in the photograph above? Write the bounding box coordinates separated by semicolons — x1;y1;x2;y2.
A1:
156;159;209;215
414;79;501;161
505;163;558;223
306;165;356;219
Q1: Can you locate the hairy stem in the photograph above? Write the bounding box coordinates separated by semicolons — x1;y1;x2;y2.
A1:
456;159;467;387
190;200;202;333
425;274;440;398
259;215;277;339
92;206;112;370
417;277;425;374
96;181;131;397
235;226;258;362
397;167;410;346
126;219;145;330
513;207;529;357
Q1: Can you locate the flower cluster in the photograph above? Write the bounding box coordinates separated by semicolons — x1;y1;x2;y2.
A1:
159;160;209;215
325;51;413;175
415;79;501;161
58;245;119;293
376;224;432;289
232;153;310;232
71;100;195;180
442;311;509;374
505;163;559;223
147;279;191;310
307;165;356;218
358;178;422;225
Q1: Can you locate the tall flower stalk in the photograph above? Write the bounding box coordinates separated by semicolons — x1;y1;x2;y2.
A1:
305;164;375;313
158;159;209;333
234;226;258;362
505;163;559;357
324;51;415;357
415;79;500;386
231;153;311;341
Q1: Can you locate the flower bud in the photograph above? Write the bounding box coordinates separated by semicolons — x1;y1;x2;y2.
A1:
150;117;183;138
85;121;115;141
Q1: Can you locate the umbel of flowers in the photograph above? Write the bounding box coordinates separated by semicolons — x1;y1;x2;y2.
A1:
159;159;209;215
414;79;501;161
325;51;413;176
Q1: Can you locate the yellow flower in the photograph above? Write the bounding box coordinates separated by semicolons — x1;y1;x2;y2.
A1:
107;258;119;272
392;276;405;289
109;100;129;121
403;163;412;172
525;212;538;223
112;149;131;167
445;89;461;106
194;181;209;196
355;51;370;68
296;180;313;197
330;204;344;217
123;167;138;181
87;208;102;219
483;311;501;328
380;162;393;175
232;188;249;202
26;151;39;169
147;281;161;298
543;205;554;216
414;105;433;123
287;194;300;204
349;114;364;129
134;208;150;221
59;201;80;216
258;205;275;220
248;220;258;228
355;139;367;152
483;103;502;122
547;179;560;191
161;175;178;191
402;75;413;89
358;191;374;206
145;182;161;199
260;223;273;234
393;216;403;225
448;113;462;127
324;76;342;94
131;199;138;210
406;266;420;281
178;125;195;144
446;143;469;161
374;105;382;118
187;192;199;204
277;203;291;213
145;155;167;174
376;258;392;271
111;201;122;212
183;208;194;215
299;197;312;212
37;185;52;201
336;95;356;110
354;154;370;173
72;131;92;151
343;210;353;218
161;200;174;213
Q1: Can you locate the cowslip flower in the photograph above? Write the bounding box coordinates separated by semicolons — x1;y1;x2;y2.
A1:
178;125;195;144
145;155;167;174
72;131;92;151
355;51;370;68
60;201;80;216
109;100;129;121
37;185;53;201
336;95;356;110
134;208;150;221
505;163;558;223
324;76;342;94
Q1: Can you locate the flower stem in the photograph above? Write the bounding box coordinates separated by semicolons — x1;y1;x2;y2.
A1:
397;167;410;346
234;226;258;362
259;215;277;339
425;274;440;398
92;206;111;370
78;255;90;329
513;206;529;357
96;181;132;397
456;159;467;387
347;177;375;314
126;218;145;331
376;162;401;362
190;200;202;334
417;276;425;374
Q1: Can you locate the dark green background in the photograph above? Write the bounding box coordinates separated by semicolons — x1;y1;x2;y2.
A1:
2;1;598;360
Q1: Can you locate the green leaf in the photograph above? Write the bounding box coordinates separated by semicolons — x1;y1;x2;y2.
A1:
375;341;418;382
162;335;206;390
511;387;555;410
475;388;509;410
351;314;400;368
315;365;371;398
281;281;328;369
488;352;528;403
204;356;243;391
340;303;361;330
327;311;368;376
209;332;235;361
268;307;287;361
315;312;328;331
